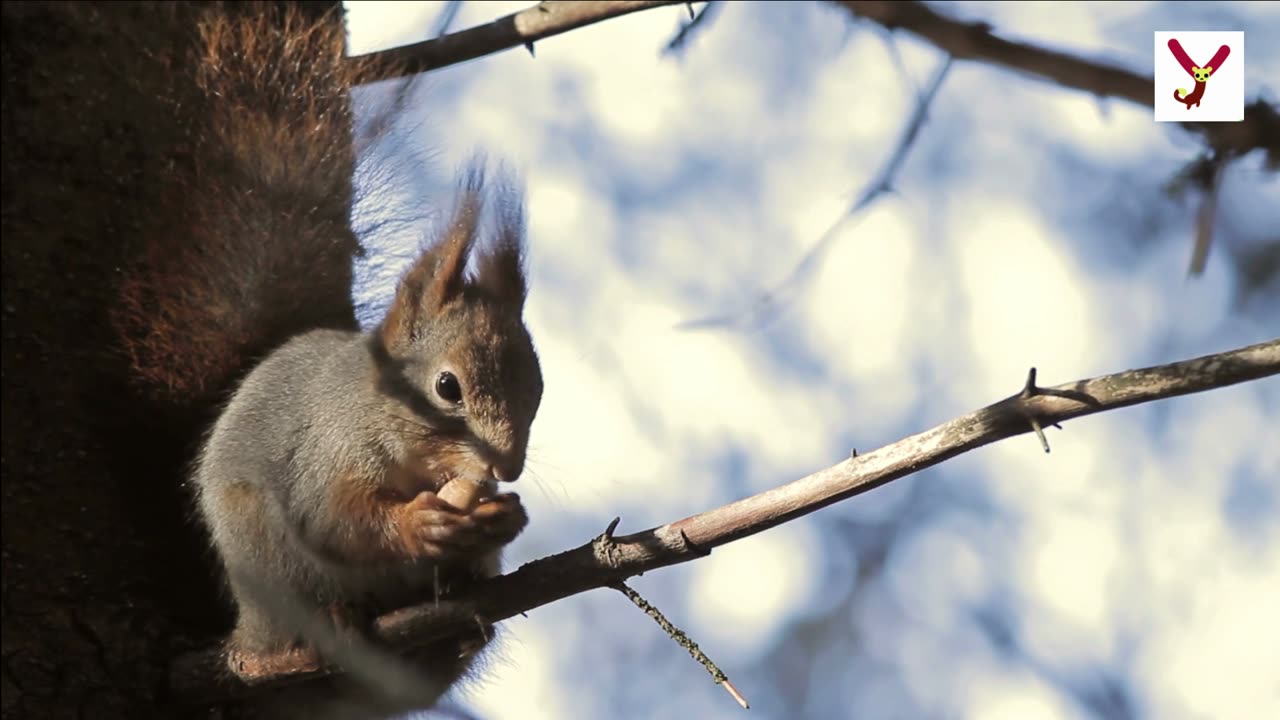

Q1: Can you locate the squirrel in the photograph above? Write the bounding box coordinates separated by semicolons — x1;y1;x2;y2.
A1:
108;2;544;710
1173;65;1213;109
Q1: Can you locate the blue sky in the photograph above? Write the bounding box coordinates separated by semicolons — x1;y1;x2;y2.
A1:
343;2;1279;718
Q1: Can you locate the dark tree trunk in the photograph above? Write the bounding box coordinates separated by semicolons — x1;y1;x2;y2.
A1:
1;2;348;718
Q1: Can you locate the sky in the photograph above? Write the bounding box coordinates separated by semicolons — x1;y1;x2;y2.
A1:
341;2;1280;719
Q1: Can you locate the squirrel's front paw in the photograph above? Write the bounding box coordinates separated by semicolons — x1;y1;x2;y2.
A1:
469;492;528;546
399;491;527;560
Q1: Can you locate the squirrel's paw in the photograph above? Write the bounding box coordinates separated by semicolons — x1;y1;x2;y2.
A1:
470;492;528;546
400;491;527;560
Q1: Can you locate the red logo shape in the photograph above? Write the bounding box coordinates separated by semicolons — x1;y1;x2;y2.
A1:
1167;39;1230;109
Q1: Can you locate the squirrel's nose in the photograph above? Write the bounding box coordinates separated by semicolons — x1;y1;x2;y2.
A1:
488;459;523;483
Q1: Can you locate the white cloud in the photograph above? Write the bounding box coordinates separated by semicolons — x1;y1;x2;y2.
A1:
889;514;994;630
451;617;571;720
1017;509;1123;664
687;522;824;660
964;670;1086;720
343;1;440;56
1040;93;1166;165
943;1;1144;55
519;304;682;516
524;171;620;290
800;203;921;424
609;299;837;483
1136;549;1280;720
953;202;1098;402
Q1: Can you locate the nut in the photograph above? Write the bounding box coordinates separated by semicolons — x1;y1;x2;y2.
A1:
438;478;495;512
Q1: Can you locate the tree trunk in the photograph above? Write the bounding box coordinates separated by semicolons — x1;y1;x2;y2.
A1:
1;3;347;717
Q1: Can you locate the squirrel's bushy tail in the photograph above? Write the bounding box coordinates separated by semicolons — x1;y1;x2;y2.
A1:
113;3;397;409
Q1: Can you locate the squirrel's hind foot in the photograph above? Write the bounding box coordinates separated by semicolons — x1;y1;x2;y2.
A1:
224;643;324;681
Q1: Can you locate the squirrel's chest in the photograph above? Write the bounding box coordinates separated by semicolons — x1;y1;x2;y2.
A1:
380;442;450;499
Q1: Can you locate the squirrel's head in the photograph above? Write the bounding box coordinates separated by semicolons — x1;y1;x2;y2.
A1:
1192;65;1212;82
375;163;543;486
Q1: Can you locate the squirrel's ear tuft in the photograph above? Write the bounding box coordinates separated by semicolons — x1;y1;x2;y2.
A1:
381;163;485;349
475;175;529;307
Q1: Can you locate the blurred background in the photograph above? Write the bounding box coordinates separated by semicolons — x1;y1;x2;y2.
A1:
342;3;1279;718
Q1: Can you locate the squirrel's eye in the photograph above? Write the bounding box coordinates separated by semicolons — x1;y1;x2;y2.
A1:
435;372;463;404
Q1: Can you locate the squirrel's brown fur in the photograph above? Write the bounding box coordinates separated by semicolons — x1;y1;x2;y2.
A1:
114;2;390;409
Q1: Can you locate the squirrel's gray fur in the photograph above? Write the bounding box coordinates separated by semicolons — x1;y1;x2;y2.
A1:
194;168;544;704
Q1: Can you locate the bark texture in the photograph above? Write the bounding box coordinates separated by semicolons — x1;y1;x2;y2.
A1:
1;2;350;718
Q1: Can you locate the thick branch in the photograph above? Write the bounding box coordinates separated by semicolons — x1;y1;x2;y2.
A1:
173;338;1280;702
351;1;701;81
830;1;1280;164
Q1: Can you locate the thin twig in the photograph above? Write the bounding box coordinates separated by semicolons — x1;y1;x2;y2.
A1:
613;582;749;709
664;0;723;56
1189;151;1232;277
1022;367;1051;452
171;338;1280;702
1028;417;1050;453
678;55;954;331
433;0;465;38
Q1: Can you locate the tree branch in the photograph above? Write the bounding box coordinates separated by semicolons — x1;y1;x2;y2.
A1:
349;1;1278;163
173;338;1280;703
829;1;1280;165
350;1;703;81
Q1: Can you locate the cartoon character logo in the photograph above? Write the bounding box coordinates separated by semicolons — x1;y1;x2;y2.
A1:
1167;39;1230;110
